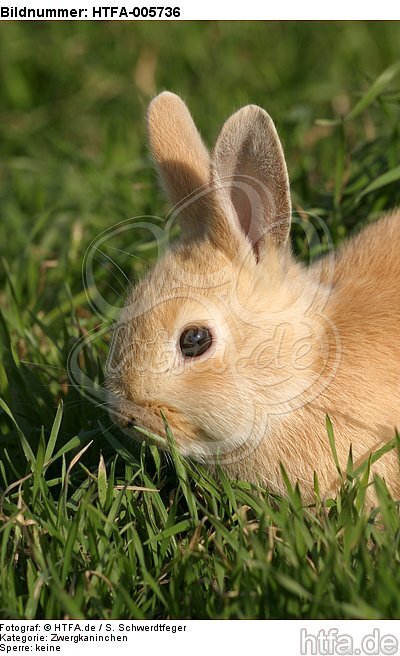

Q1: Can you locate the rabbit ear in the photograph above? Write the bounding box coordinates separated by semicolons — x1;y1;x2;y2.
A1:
147;92;212;239
211;104;291;259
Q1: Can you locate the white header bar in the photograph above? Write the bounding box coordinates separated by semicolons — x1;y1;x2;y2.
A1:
0;0;399;20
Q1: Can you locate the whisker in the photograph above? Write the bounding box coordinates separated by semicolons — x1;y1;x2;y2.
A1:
91;253;130;297
19;361;66;371
93;246;131;288
106;244;149;266
96;278;130;300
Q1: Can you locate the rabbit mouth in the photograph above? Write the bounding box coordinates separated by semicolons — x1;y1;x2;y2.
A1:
108;398;166;441
108;395;195;449
108;394;220;458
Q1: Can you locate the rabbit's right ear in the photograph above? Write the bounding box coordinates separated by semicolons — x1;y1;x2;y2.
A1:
211;104;292;260
147;92;211;238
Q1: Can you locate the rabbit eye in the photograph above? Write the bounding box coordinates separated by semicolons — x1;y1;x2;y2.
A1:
179;326;213;358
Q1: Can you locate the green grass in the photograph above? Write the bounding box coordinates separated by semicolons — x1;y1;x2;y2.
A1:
1;22;400;620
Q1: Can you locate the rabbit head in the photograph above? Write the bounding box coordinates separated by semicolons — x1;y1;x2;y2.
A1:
107;92;334;471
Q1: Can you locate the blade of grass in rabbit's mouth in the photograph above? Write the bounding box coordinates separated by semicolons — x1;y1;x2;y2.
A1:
131;424;166;448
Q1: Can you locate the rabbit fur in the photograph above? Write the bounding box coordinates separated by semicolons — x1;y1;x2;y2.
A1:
107;91;400;503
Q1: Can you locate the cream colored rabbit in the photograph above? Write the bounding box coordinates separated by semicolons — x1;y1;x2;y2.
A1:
107;91;400;502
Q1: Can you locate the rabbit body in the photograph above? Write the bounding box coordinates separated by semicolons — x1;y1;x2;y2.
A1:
108;92;400;502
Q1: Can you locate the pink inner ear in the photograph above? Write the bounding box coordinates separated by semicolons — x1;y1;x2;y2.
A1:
231;185;252;236
212;139;278;259
231;178;268;241
221;174;272;261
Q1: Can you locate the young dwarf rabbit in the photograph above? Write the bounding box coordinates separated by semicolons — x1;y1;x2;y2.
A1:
107;91;400;502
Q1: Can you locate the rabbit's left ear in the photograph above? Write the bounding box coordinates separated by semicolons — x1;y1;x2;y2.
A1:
147;91;212;240
211;105;291;259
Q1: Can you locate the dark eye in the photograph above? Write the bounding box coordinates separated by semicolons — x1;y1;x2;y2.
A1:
179;326;213;358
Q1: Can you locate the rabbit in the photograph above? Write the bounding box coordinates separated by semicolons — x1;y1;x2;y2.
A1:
107;91;400;503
